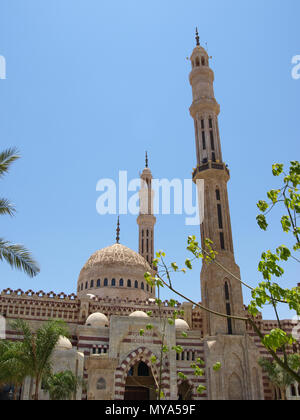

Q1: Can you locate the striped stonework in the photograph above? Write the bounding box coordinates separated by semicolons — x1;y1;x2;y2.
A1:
114;347;170;400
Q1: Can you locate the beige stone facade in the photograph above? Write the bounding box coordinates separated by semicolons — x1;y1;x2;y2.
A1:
0;34;299;401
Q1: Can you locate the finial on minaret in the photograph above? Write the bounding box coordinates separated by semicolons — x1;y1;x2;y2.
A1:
116;216;120;244
145;151;148;168
195;27;200;46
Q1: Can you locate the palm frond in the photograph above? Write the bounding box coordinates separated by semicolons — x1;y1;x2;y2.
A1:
0;238;40;278
0;198;16;217
0;147;20;177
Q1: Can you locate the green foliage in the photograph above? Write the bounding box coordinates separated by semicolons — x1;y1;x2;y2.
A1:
213;362;221;372
262;329;295;352
178;372;187;381
259;354;300;397
43;370;84;400
0;340;29;398
0;147;40;278
7;319;70;400
196;385;206;395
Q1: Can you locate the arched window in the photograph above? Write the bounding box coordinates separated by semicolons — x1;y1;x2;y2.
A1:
127;279;131;288
120;278;124;287
104;278;108;287
141;282;144;290
216;189;220;201
90;280;94;288
96;378;106;390
81;284;83;291
195;57;200;67
111;278;116;287
291;384;296;396
134;280;138;289
97;279;100;287
85;282;88;289
138;362;149;377
224;282;230;300
201;56;205;66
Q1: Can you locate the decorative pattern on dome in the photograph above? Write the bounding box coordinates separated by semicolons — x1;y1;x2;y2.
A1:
82;243;151;271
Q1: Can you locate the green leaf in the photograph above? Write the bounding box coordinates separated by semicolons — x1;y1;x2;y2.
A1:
185;259;193;269
213;362;221;372
196;385;206;394
272;163;284;176
256;214;268;231
257;200;269;213
178;372;187;380
281;216;291;233
171;262;178;271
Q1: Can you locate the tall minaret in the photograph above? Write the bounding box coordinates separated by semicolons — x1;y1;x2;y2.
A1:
190;30;245;336
137;153;156;266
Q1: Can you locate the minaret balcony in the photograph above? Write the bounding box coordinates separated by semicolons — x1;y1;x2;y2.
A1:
192;160;230;182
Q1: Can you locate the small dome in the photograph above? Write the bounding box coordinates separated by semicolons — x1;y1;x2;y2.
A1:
86;312;109;328
175;319;190;331
55;336;72;350
129;311;149;318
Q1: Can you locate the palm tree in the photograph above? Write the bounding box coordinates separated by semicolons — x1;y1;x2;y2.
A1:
259;355;300;400
0;340;28;399
43;370;85;400
9;319;69;400
0;147;39;278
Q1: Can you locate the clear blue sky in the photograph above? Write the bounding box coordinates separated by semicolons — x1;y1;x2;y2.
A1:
0;0;299;320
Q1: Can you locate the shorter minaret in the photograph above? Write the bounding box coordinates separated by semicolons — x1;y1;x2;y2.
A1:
137;153;156;266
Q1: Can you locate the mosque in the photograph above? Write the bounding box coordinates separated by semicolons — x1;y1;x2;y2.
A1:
0;32;299;400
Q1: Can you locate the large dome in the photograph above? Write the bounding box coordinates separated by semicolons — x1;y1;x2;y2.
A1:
77;243;154;300
81;243;151;272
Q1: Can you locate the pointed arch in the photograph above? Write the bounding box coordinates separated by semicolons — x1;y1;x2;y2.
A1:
177;378;195;400
114;347;167;400
228;372;243;400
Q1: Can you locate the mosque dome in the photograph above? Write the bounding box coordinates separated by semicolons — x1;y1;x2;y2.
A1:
55;336;72;350
129;311;149;318
86;312;109;328
77;243;154;300
81;243;151;273
175;319;190;331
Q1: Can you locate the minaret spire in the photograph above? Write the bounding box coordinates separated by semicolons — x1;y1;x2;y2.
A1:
116;216;120;244
145;151;148;168
195;27;200;46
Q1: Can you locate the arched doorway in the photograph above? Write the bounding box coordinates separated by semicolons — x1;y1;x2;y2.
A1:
178;381;193;400
124;361;156;400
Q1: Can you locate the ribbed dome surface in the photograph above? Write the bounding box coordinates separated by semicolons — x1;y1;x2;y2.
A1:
81;243;151;272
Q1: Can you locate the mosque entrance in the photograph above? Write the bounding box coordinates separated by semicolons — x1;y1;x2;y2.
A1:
124;361;156;400
178;381;193;400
